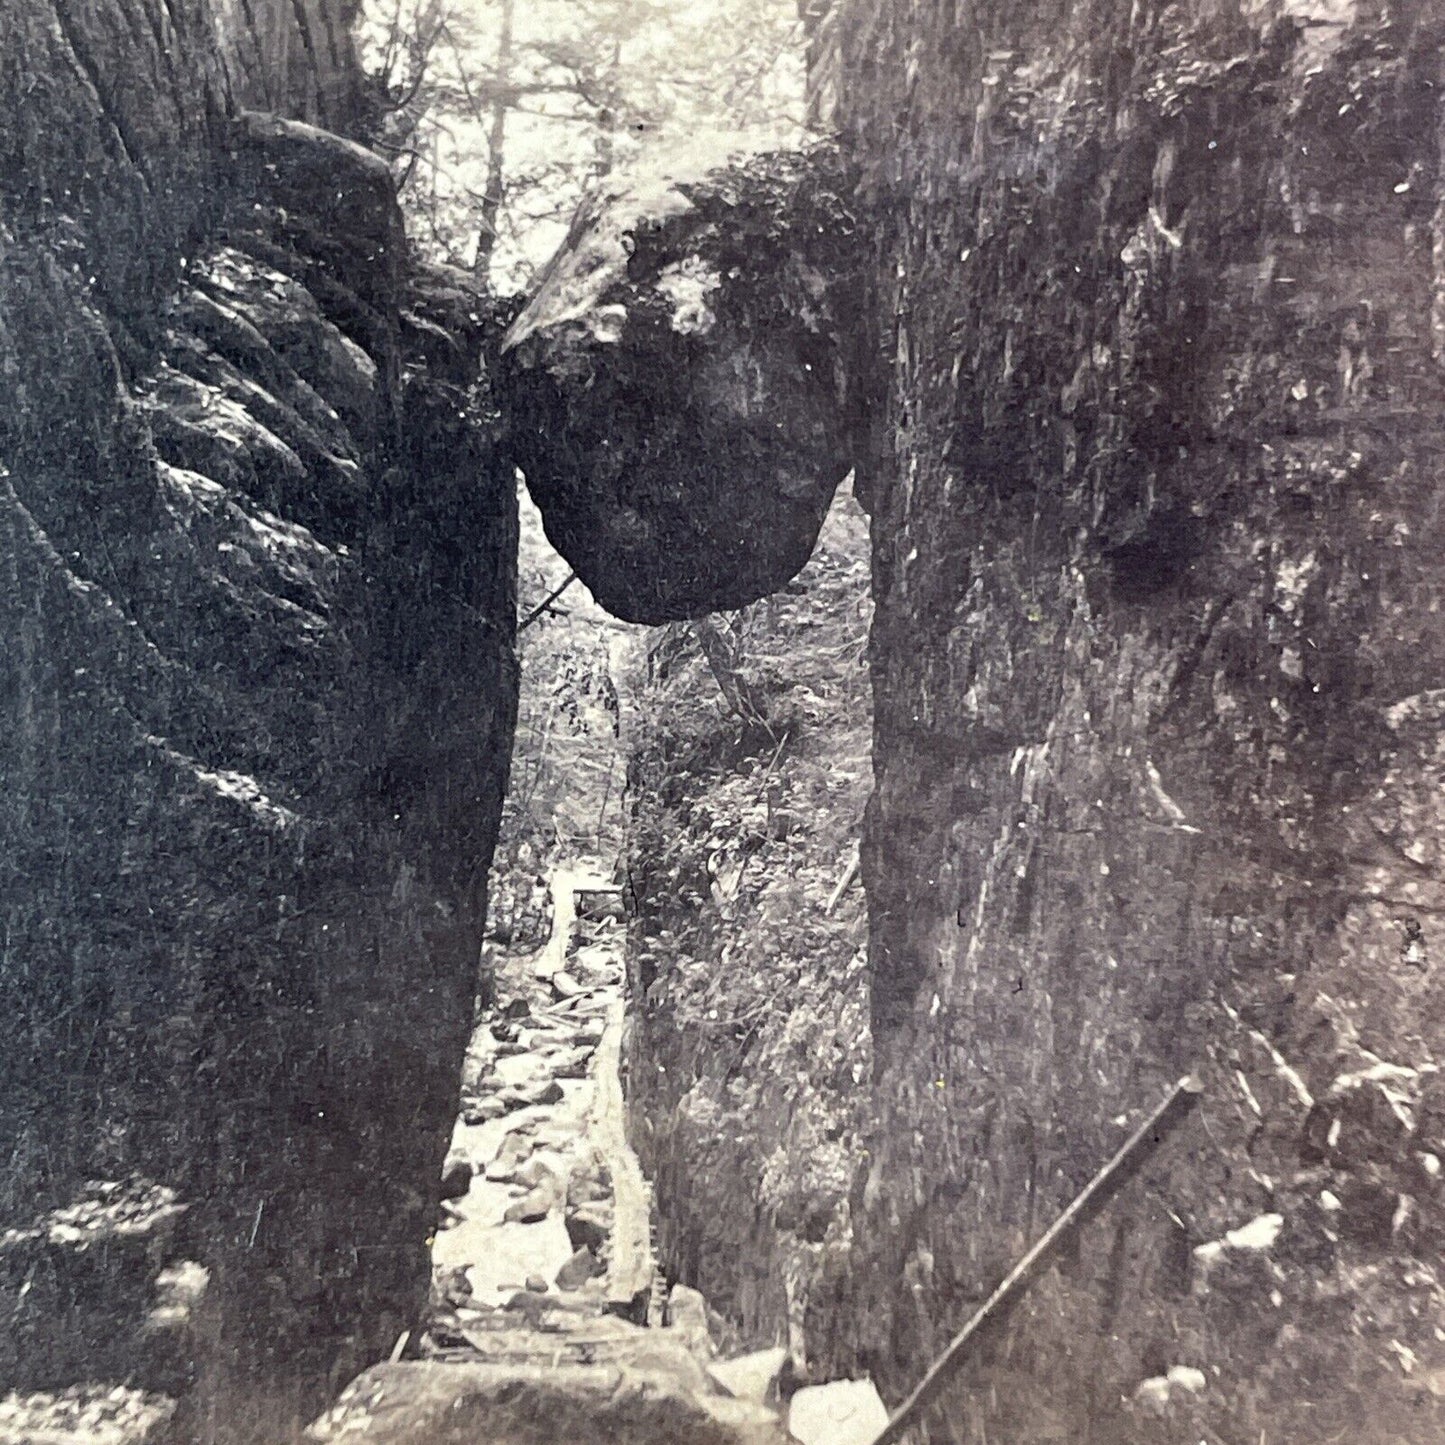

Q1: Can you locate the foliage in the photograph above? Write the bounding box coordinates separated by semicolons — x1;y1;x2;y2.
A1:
358;0;810;287
622;483;874;1341
485;478;626;950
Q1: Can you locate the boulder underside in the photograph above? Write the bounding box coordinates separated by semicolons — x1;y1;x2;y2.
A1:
500;145;862;624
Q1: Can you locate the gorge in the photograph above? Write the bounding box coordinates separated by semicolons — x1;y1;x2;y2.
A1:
5;1;1445;1442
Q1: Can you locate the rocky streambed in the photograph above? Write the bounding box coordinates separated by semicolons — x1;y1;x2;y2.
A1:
0;864;887;1445
306;865;887;1445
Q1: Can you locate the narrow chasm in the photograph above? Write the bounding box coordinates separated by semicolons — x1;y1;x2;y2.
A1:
13;3;1445;1445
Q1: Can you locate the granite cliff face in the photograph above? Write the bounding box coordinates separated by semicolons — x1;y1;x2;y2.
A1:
816;5;1445;1441
1;4;516;1437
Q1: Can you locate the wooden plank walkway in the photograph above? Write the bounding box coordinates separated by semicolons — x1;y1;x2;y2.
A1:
589;997;656;1323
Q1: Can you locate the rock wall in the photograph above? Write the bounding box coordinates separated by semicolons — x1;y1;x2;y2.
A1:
214;0;365;129
0;4;516;1438
621;491;873;1360
814;1;1445;1440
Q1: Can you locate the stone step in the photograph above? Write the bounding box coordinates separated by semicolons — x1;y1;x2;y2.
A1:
307;1362;791;1445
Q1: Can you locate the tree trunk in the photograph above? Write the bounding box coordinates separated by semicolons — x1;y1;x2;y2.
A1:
220;0;364;132
472;0;515;277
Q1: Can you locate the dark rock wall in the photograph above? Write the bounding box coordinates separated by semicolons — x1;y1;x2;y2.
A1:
811;1;1445;1440
1;5;516;1438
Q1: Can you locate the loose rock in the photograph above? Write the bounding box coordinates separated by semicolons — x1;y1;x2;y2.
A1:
486;1133;537;1183
708;1348;790;1404
440;1159;472;1201
503;1080;565;1110
787;1380;889;1445
503;1189;556;1225
462;1097;509;1126
513;1158;561;1192
565;1204;612;1255
665;1285;714;1360
555;1249;604;1291
307;1362;793;1444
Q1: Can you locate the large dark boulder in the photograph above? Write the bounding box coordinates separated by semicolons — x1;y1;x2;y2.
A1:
499;143;861;623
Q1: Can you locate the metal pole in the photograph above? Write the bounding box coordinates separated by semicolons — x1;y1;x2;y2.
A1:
867;1073;1204;1445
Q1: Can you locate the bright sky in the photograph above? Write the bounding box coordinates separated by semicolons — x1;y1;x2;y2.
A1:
363;0;805;285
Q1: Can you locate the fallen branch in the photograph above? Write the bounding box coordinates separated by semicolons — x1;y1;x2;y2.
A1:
824;843;860;915
867;1073;1204;1445
692;615;775;739
517;571;578;633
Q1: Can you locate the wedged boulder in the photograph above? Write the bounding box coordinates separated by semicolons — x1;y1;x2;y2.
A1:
500;142;862;623
307;1362;792;1445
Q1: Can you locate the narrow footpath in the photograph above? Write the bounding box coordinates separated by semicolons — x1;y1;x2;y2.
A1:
307;865;885;1445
